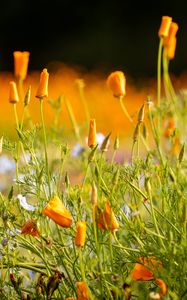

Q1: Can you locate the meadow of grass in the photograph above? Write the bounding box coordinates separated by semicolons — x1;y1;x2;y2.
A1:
0;16;186;300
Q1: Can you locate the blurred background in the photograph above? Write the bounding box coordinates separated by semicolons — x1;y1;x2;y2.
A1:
0;0;186;77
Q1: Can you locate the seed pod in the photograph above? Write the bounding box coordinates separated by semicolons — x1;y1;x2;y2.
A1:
178;143;185;163
133;123;140;143
88;144;98;162
112;167;120;186
75;221;87;247
9;81;19;104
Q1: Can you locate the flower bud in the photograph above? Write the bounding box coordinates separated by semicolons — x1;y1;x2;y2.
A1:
107;71;126;97
158;16;172;37
91;182;97;204
88;119;97;148
75;221;87;247
165;37;177;60
24;85;31;106
36;68;49;99
13;51;30;80
9;81;19;104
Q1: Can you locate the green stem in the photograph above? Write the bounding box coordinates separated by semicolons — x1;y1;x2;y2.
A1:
40;98;51;198
64;97;81;143
157;38;163;133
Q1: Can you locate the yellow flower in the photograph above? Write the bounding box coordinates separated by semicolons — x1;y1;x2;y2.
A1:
13;51;30;80
42;195;72;228
75;221;86;247
158;16;172;38
9;81;19;104
36;68;49;98
88;119;97;148
107;71;126;97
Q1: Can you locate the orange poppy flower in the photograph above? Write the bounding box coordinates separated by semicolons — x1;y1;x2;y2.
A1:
158;16;172;38
163;22;179;46
75;221;87;247
88;119;97;148
65;298;75;300
36;68;49;99
107;71;126;97
98;200;119;232
155;278;167;296
21;219;39;237
9;81;19;104
76;282;90;300
13;51;30;80
165;37;177;60
131;257;162;281
42;195;72;228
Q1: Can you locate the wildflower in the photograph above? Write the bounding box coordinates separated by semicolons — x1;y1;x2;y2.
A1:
13;51;30;80
71;144;85;157
42;195;72;228
9;81;19;104
21;219;39;237
158;16;172;38
98;200;119;232
163;22;179;46
75;221;87;247
17;194;36;211
155;278;167;296
107;71;126;97
131;257;162;281
88;119;97;148
36;68;49;98
76;281;90;300
165;37;177;60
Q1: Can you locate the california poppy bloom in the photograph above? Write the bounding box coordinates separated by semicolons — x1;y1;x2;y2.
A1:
9;81;19;104
158;16;172;38
42;195;72;228
88;119;97;148
98;200;119;232
131;257;162;281
107;71;126;97
155;278;167;296
163;22;179;46
21;219;39;237
165;37;177;60
13;51;30;80
76;282;90;300
36;68;49;98
75;221;87;247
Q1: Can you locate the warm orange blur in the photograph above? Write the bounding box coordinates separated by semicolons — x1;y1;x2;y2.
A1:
0;65;186;138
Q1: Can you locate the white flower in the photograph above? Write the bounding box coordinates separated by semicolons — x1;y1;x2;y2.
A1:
17;194;36;211
0;155;16;174
71;144;85;157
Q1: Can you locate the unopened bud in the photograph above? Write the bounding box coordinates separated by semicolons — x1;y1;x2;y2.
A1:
101;132;111;152
91;182;97;204
138;104;145;123
24;85;31;106
88;144;98;162
114;135;119;150
133;123;140;142
178;143;185;163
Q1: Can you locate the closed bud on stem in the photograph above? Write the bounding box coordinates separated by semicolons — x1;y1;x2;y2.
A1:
88;144;98;162
36;68;49;99
133;123;140;143
107;71;126;97
100;132;111;152
158;16;172;38
91;182;97;204
165;37;177;60
75;221;87;247
114;135;119;150
24;85;31;106
9;81;19;104
163;22;179;46
142;123;148;140
88;119;97;148
13;51;30;80
178;143;185;163
112;167;120;186
138;104;145;123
